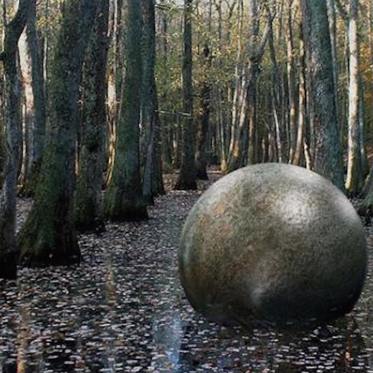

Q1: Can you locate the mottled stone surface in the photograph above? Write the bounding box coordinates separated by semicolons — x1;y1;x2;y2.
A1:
179;164;367;326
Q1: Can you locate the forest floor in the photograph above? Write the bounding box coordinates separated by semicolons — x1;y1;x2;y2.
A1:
0;171;373;373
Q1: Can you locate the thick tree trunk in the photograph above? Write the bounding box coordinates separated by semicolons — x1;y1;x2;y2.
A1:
175;0;197;190
300;0;345;190
105;0;148;220
75;0;110;232
0;0;32;279
18;0;98;267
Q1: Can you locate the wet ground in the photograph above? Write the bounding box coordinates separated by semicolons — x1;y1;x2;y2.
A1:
0;172;373;373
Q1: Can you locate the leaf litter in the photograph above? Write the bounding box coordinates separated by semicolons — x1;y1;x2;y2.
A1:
0;172;372;372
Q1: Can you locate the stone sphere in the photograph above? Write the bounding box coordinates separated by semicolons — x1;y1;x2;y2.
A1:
179;163;367;326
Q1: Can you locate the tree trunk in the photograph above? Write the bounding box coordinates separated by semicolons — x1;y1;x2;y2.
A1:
361;166;373;219
18;0;98;267
0;0;32;279
195;44;211;180
327;0;340;131
359;82;369;178
18;0;45;195
345;0;363;196
105;0;148;220
287;0;297;162
300;0;345;190
227;0;270;172
75;0;110;232
293;24;306;166
268;11;283;163
142;0;165;203
159;1;173;170
175;0;197;190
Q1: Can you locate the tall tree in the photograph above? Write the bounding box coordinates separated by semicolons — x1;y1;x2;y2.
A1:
195;44;211;180
327;0;340;129
300;0;345;190
293;22;306;166
142;0;165;203
174;0;197;190
18;0;98;267
227;0;270;171
18;0;46;195
105;0;148;220
0;0;32;279
287;0;297;162
75;0;110;232
344;0;363;195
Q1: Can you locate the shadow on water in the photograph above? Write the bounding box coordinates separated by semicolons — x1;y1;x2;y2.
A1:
0;193;372;372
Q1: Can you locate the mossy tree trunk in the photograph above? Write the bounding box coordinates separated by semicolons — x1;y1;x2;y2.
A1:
300;0;345;191
0;0;32;279
142;0;165;204
175;0;197;190
75;0;110;232
18;0;98;267
104;0;148;221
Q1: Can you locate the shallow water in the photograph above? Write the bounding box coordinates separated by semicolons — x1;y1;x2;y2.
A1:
0;188;372;373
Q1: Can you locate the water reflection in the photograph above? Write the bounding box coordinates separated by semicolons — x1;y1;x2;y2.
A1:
151;311;183;371
0;197;372;372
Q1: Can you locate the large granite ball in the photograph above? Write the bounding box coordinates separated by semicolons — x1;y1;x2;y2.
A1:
179;163;367;326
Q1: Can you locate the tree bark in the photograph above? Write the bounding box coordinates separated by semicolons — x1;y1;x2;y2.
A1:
327;0;340;131
227;0;270;171
293;23;306;166
175;0;197;190
18;0;45;195
300;0;345;190
18;0;98;267
361;166;373;219
345;0;363;196
142;0;165;203
105;0;148;220
195;44;211;180
75;0;110;232
0;0;32;279
287;0;297;162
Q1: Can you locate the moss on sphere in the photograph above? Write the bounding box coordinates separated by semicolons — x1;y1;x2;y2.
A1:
179;163;367;326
